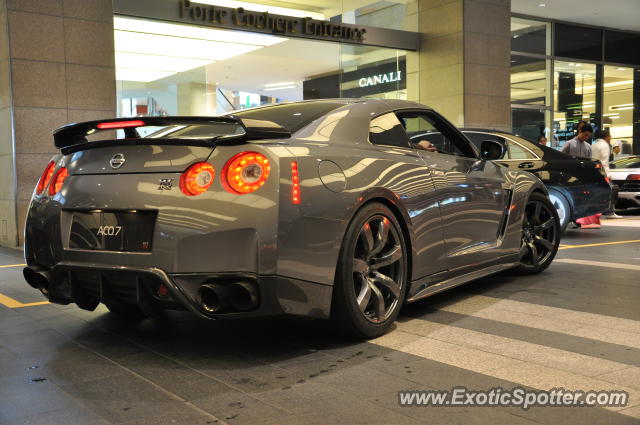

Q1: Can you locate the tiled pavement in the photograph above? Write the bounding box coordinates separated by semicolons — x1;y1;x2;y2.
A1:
1;213;640;425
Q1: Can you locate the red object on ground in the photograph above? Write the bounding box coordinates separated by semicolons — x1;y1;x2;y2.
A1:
576;214;602;228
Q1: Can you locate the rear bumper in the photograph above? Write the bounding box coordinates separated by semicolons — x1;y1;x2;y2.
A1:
617;192;640;208
24;261;332;320
562;183;611;219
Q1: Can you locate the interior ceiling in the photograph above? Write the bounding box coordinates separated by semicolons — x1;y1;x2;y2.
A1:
511;0;640;32
204;38;341;100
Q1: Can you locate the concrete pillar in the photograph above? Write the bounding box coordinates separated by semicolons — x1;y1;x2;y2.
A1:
418;0;510;130
0;0;116;247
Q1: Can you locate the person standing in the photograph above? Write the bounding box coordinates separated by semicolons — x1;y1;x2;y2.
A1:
592;129;611;173
592;129;623;219
565;123;598;227
537;135;548;146
561;123;593;158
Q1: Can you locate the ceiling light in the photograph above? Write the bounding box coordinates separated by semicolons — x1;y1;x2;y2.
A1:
116;68;176;82
610;104;634;111
538;3;546;7
115;31;265;61
115;52;212;73
114;17;287;47
263;85;298;91
264;82;296;88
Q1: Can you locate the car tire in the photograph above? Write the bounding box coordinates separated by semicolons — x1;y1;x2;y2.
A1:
513;192;561;275
547;189;570;234
331;202;408;339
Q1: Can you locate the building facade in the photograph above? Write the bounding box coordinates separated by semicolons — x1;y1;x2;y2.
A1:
1;0;638;247
510;15;640;152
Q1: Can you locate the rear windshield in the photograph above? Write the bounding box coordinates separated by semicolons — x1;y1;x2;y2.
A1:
232;102;347;133
612;156;640;169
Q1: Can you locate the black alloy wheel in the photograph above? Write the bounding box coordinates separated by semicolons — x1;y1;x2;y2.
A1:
332;203;408;338
515;192;560;274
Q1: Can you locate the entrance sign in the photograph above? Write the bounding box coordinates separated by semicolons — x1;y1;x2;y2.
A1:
181;1;367;43
113;0;420;51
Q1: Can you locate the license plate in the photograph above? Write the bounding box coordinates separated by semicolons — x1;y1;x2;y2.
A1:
69;210;156;252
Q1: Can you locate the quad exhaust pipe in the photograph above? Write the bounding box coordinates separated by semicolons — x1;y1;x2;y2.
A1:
197;281;259;313
198;283;229;313
23;267;51;296
228;281;259;311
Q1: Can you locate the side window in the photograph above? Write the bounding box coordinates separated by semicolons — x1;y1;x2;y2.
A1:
464;132;508;160
507;141;537;160
369;113;410;148
398;113;475;157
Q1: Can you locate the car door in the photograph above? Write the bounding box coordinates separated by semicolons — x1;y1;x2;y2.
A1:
397;111;510;271
367;112;449;279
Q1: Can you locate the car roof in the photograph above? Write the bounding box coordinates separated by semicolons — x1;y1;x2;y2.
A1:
460;128;523;138
226;98;433;115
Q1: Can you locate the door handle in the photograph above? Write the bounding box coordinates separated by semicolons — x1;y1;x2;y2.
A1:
518;162;535;169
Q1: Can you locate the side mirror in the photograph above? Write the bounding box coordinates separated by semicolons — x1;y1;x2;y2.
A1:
480;140;504;161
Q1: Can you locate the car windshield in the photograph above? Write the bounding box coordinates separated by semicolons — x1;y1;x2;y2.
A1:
231;102;347;133
612;157;640;169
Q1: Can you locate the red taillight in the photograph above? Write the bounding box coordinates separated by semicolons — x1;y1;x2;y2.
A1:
605;177;611;183
222;152;270;194
180;162;214;196
291;161;300;204
96;120;145;130
49;167;68;195
627;174;640;181
36;161;56;194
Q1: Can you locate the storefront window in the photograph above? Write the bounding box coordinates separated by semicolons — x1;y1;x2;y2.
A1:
511;17;549;56
554;24;602;62
605;31;640;66
513;108;549;143
552;61;597;148
510;55;549;106
603;65;634;154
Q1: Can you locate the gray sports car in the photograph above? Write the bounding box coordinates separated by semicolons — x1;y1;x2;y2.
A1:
23;99;560;337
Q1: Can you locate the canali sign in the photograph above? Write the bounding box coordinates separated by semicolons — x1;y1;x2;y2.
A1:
358;71;403;88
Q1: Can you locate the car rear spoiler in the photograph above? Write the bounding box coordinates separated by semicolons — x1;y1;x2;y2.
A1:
52;116;291;153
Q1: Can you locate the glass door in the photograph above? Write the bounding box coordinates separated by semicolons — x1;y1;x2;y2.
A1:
603;65;634;155
552;61;597;149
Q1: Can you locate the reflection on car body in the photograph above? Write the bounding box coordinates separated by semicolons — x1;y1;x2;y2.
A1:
24;100;560;338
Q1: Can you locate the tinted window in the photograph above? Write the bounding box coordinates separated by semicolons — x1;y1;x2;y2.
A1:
605;31;640;65
554;24;602;61
508;141;536;159
233;102;346;133
397;112;476;158
464;132;537;160
464;132;508;160
369;113;410;148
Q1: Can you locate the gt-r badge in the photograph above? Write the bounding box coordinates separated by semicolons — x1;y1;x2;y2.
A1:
110;153;126;169
158;178;174;191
